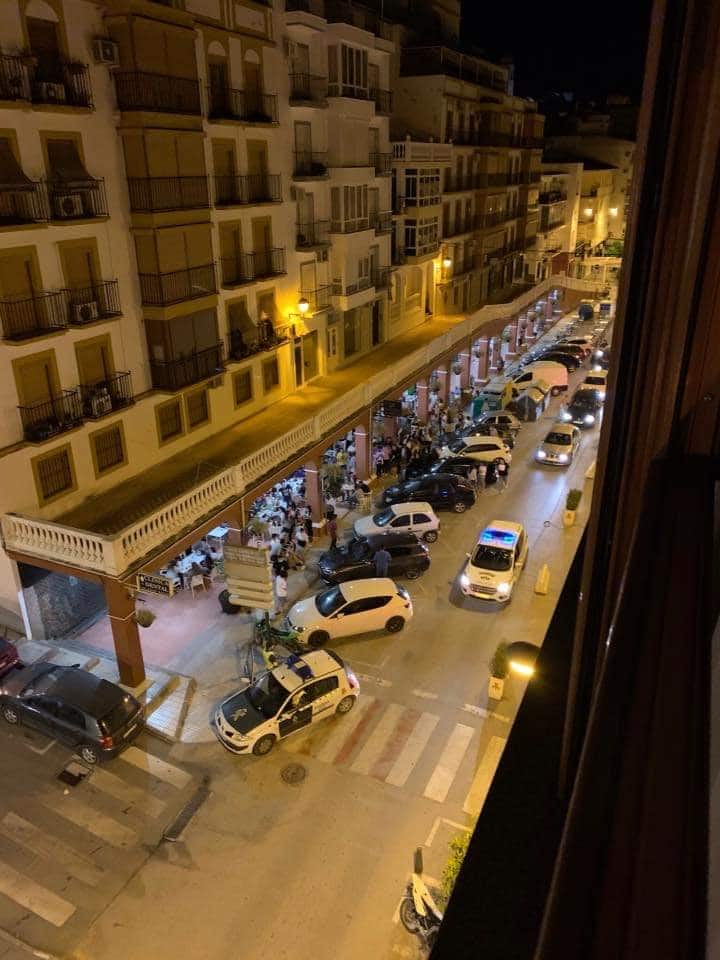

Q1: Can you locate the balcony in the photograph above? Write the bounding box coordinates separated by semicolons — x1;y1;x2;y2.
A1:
372;267;392;289
401;193;442;209
443;218;474;238
371;152;392;176
405;240;440;259
400;46;507;92
539;190;568;205
0;181;49;225
476;210;509;229
139;263;217;306
207;86;278;123
18;390;83;443
327;81;371;101
213;174;281;207
29;59;93;108
114;72;201;115
46;179;108;220
150;343;225;392
522;136;544;149
0;291;67;341
293;151;328;179
228;325;290;362
325;0;392;38
220;248;286;287
391;243;406;266
371;88;392;115
372;211;393;233
78;371;134;420
296;220;330;249
289;73;328;104
438;257;476;281
0;54;32;101
333;275;374;296
330;215;370;234
65;281;122;325
127;176;210;213
444;174;476;193
300;285;333;313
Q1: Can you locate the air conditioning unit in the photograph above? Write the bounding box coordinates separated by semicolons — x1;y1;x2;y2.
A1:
93;37;120;67
38;81;66;102
73;301;99;324
54;193;84;219
207;375;224;389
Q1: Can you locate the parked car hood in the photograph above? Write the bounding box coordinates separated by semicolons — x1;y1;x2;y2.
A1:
354;515;380;537
220;690;265;734
287;595;322;630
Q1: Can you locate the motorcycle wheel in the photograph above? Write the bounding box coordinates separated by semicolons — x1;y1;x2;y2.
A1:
399;898;422;934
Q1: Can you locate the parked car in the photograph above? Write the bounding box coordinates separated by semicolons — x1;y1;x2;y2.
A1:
513;361;568;396
555;336;595;356
0;638;21;678
0;664;144;764
592;347;611;371
379;474;476;513
354;502;440;542
582;369;608;400
319;533;430;583
214;650;359;756
536;350;582;372
459;521;529;602
462;421;516;449
561;390;603;427
474;410;521;436
426;456;481;483
443;436;512;466
535;422;581;466
545;342;587;361
285;578;414;648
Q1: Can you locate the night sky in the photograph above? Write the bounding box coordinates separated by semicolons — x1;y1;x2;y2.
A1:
461;0;654;101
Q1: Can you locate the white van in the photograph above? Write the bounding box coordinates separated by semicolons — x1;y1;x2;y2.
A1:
513;361;568;396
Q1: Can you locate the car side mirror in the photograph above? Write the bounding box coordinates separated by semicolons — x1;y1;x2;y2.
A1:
280;711;293;720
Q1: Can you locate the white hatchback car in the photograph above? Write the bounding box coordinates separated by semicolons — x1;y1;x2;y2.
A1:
442;436;512;466
214;650;359;756
535;422;581;466
354;502;440;542
459;521;529;603
286;578;414;648
582;369;608;400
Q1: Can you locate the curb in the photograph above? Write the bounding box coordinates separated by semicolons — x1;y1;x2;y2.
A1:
0;926;61;960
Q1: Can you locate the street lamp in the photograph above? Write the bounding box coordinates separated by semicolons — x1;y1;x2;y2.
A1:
609;207;618;217
584;207;593;218
297;297;310;315
442;256;453;269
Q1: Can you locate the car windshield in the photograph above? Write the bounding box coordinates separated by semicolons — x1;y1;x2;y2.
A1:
449;439;466;453
348;539;370;561
315;586;346;617
545;432;572;445
471;545;513;571
571;396;597;410
373;508;395;527
99;694;139;735
585;377;603;385
20;666;62;697
247;672;293;718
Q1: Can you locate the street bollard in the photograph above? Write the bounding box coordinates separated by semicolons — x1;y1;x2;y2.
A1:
534;564;550;595
585;460;596;480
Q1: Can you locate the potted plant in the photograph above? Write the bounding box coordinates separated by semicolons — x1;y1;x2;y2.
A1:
488;641;509;699
320;463;345;497
564;488;582;526
452;361;463;376
134;608;156;629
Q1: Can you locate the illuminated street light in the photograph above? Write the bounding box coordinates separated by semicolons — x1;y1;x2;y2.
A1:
583;207;593;217
609;207;618;217
297;297;310;314
442;256;453;269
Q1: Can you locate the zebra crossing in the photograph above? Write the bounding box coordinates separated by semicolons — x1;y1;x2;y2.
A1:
0;737;197;936
282;695;507;813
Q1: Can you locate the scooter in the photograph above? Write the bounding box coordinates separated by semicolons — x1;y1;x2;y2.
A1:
399;848;444;952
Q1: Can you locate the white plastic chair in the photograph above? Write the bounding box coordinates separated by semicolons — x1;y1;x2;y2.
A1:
190;574;206;598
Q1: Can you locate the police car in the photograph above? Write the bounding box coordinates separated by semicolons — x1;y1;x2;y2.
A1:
459;521;528;602
214;651;359;756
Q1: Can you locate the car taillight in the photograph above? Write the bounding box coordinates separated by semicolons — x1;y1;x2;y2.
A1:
99;734;114;749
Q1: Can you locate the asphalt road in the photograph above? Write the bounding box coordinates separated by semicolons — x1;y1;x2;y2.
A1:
0;314;607;960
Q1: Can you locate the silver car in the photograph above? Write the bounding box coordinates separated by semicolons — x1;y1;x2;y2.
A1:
535;422;581;466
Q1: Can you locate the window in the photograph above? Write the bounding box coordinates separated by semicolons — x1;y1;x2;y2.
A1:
57;704;85;729
390;515;410;528
233;370;253;406
186;389;210;428
32;447;76;504
91;424;126;476
262;357;279;392
404;217;439;256
327;325;338;357
340;44;367;94
405;169;441;206
305;676;339;700
413;514;431;524
157;399;183;442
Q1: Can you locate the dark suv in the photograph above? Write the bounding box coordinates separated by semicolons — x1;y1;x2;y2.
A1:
379;474;476;513
0;664;144;764
318;533;430;583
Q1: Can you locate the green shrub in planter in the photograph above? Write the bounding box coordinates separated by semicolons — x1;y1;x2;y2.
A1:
566;488;582;511
490;641;510;679
440;830;472;904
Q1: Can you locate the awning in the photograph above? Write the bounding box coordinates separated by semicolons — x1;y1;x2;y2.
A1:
46;139;95;185
0;138;32;190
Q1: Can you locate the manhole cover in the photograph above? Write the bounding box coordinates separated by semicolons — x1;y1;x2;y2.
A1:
281;763;307;785
58;761;90;787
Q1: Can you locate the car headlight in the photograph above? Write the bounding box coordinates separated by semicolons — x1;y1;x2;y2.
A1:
561;411;572;422
594;349;605;358
598;390;606;400
557;453;569;463
460;574;470;589
536;449;547;460
584;414;595;424
496;581;511;594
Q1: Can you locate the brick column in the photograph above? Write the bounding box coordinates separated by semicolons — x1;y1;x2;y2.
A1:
303;462;325;523
435;366;449;402
458;350;471;389
477;338;490;381
383;416;398;439
416;380;429;420
354;422;372;481
104;578;145;687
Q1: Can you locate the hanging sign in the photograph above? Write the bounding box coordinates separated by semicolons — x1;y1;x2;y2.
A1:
224;544;274;610
137;573;175;597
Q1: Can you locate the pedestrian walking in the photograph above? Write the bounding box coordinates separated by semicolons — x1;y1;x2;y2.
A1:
269;534;282;559
467;464;478;490
327;514;338;551
374;448;384;478
477;462;487;491
304;507;314;543
374;545;391;578
274;571;288;616
497;459;509;491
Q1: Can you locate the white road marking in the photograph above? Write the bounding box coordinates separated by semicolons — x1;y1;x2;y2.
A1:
119;745;191;789
24;737;55;755
354;672;393;688
424;816;471;848
463;736;507;817
351;703;405;775
462;703;511;724
0;861;75;926
411;689;439;700
88;766;167;819
385;713;439;788
315;696;377;764
423;723;475;803
48;798;137;848
0;812;103;888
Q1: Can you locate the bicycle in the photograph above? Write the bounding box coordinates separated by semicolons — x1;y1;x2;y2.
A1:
242;613;306;682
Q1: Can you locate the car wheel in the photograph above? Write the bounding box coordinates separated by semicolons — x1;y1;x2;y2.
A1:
423;530;438;543
386;616;405;634
1;704;19;725
79;743;100;765
551;386;562;397
253;734;276;757
336;695;356;716
452;500;467;513
405;567;421;580
307;630;330;649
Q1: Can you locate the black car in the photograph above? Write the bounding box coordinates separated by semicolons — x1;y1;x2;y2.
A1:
536;350;582;371
379;474;476;513
0;663;144;764
318;533;430;583
426;456;479;481
403;455;441;482
592;348;611;370
462;422;516;449
563;392;603;428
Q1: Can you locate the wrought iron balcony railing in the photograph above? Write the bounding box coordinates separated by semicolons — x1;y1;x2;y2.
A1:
18;389;83;443
296;220;330;248
46;178;108;219
65;281;121;324
372;266;392;289
0;54;32;101
213;174;281;206
289;73;328;103
0;181;49;226
23;57;93;108
0;291;67;340
371;87;392;115
372;211;393;233
115;71;201;114
227;326;290;362
220;248;286;286
330;215;370;233
139;263;217;306
299;285;333;312
371;151;392;175
150;343;225;392
293;151;328;178
78;370;134;420
207;85;278;123
127;176;210;212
